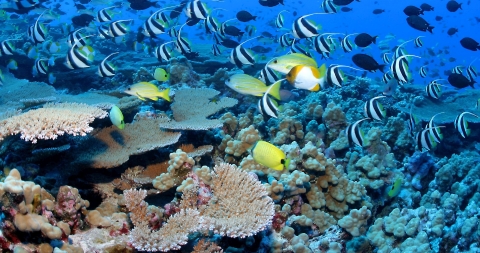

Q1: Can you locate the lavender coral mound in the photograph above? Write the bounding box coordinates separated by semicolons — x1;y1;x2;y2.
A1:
0;102;107;143
159;88;238;130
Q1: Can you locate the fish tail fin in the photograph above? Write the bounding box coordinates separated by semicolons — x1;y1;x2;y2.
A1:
283;158;290;170
159;87;171;102
267;80;282;100
378;64;386;73
372;35;378;44
253;16;257;21
318;63;327;77
427;26;434;33
459;3;462;9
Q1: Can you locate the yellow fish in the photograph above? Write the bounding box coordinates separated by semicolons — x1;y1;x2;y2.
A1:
251;140;290;171
225;74;281;100
267;53;318;74
286;64;327;91
154;68;169;82
109;105;125;129
124;82;171;102
387;178;402;198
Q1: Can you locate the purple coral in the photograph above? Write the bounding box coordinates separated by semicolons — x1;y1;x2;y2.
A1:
406;151;438;190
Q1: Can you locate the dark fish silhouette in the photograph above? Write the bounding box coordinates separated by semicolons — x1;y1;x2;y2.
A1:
352;54;385;73
448;73;475;88
446;1;462;12
237;10;257;22
354;33;378;47
71;14;94;27
460;37;480;51
406;15;434;33
404;6;424;16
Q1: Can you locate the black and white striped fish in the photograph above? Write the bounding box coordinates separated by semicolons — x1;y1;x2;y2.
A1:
425;79;444;99
205;15;220;34
391;54;420;84
142;10;168;37
257;80;282;119
425;112;444;143
211;43;222;56
64;44;92;70
185;0;209;20
279;33;293;47
68;28;89;47
168;26;178;38
32;11;48;44
382;72;393;84
313;35;333;55
34;58;48;75
98;25;111;39
109;20;132;37
407;107;419;137
364;96;387;121
259;60;281;85
326;64;363;87
467;58;478;82
290;39;312;57
175;23;192;54
98;52;118;77
393;39;412;60
154;41;175;62
213;32;225;44
219;18;236;37
415;127;442;152
346;118;369;147
97;6;116;22
275;10;288;28
414;36;424;48
419;65;428;78
0;40;15;55
341;33;357;53
292;13;327;39
382;52;391;64
27;25;34;43
321;0;338;14
454;112;479;138
229;36;259;68
452;65;463;74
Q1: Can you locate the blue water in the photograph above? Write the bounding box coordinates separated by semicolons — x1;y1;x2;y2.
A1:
1;0;480;252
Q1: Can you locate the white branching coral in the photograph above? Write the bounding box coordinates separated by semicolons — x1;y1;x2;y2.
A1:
202;163;275;238
0;102;107;143
124;163;275;252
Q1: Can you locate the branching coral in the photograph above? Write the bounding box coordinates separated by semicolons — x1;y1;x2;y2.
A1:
124;163;274;252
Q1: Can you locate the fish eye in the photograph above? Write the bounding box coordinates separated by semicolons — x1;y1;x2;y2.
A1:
280;159;285;164
127;88;131;90
273;59;278;64
165;75;168;77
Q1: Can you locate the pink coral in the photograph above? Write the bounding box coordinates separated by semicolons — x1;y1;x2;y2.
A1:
54;186;89;232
